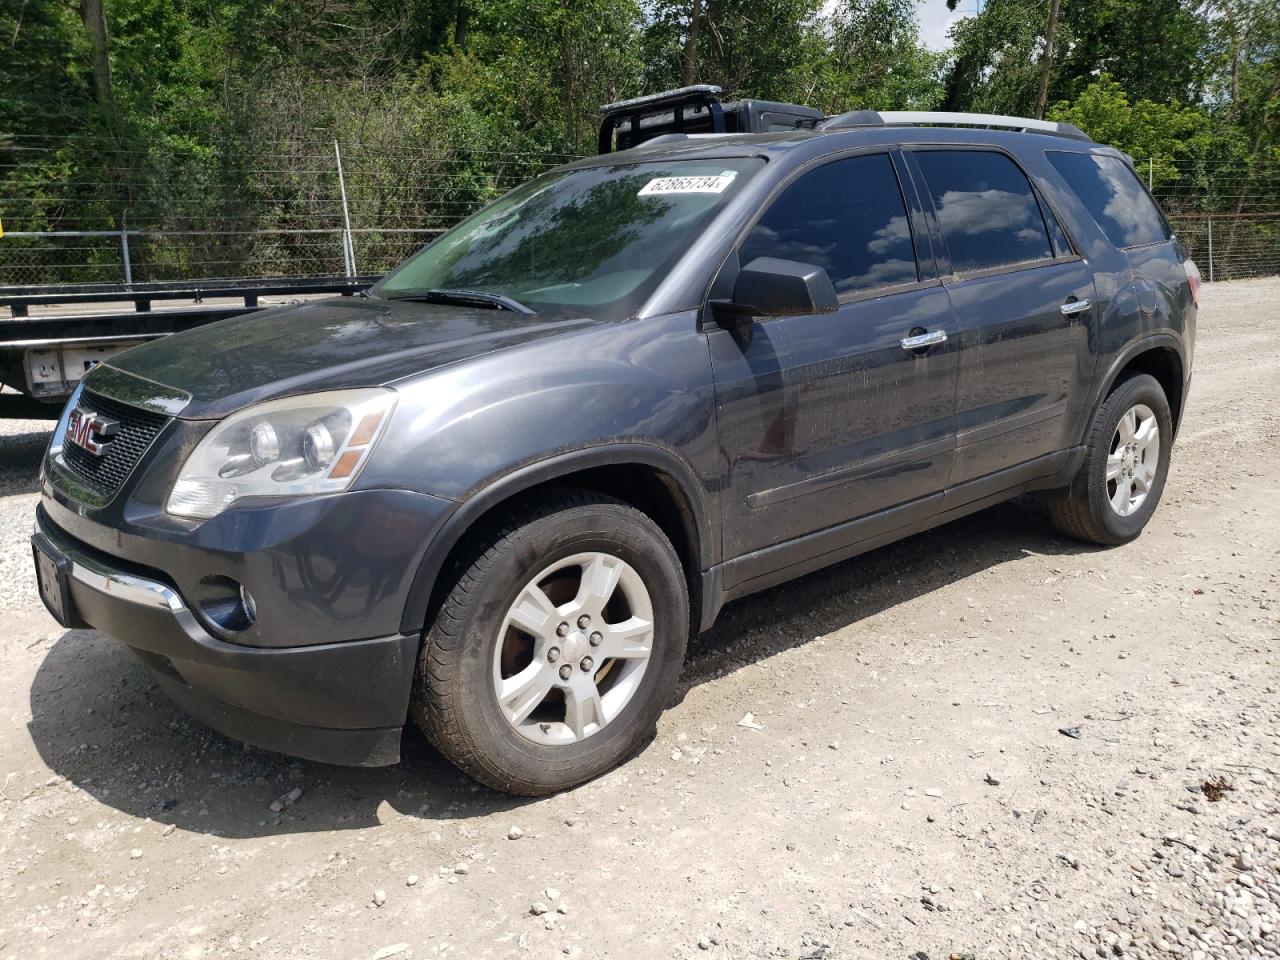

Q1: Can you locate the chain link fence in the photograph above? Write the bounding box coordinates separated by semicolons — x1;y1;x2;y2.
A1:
0;227;455;287
0;139;574;287
1150;158;1280;282
1;144;1277;287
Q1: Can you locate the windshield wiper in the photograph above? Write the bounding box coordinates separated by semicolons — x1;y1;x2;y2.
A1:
386;288;536;315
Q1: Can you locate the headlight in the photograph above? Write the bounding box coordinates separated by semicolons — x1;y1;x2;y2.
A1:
166;389;396;520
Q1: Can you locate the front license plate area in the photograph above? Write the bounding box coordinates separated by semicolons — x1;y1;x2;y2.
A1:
32;536;75;628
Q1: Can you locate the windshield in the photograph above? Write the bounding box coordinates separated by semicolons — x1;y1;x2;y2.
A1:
373;158;763;320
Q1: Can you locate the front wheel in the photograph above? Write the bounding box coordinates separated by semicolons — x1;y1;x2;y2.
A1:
411;490;689;795
1048;372;1173;545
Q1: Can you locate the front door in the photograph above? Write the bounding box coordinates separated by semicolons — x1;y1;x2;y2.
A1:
709;150;960;564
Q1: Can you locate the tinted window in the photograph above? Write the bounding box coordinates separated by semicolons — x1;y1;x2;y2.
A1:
740;153;918;295
1043;203;1074;257
914;150;1054;274
1047;151;1170;248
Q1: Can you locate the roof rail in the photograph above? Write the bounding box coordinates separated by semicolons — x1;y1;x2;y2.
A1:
820;110;1091;142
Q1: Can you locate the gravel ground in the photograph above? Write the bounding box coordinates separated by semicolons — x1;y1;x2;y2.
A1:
1;278;1277;960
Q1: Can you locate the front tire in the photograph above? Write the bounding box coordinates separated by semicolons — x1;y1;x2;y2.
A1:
1048;372;1173;545
411;489;689;795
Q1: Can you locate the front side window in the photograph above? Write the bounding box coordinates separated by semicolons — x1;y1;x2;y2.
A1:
375;158;763;321
739;153;919;296
914;150;1054;275
1047;151;1171;249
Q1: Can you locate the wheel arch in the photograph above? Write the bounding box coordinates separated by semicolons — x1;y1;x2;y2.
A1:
1086;335;1187;441
398;443;712;637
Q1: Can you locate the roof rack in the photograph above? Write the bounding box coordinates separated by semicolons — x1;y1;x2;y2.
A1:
819;110;1091;142
599;85;724;116
598;85;726;154
597;85;823;153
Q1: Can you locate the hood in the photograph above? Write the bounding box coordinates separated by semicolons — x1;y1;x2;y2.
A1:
101;295;599;419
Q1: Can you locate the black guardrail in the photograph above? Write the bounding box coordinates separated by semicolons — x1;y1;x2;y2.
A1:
0;276;380;318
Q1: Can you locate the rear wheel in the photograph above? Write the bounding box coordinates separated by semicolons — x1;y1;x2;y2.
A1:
1048;372;1173;545
411;489;689;795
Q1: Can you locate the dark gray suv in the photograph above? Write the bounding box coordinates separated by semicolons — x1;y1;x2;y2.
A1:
32;108;1198;795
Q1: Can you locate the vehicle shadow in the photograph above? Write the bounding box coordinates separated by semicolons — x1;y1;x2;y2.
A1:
25;495;1098;840
683;495;1096;689
0;422;52;496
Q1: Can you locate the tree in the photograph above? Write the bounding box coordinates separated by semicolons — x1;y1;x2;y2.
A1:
813;0;945;112
1034;0;1060;119
941;0;1045;114
1048;75;1208;183
0;0;1269;286
942;0;1212;115
80;0;114;107
1054;0;1210;105
642;0;827;102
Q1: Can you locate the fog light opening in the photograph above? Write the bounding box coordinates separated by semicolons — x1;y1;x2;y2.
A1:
195;575;257;633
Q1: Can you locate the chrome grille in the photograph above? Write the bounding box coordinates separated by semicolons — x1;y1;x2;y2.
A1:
60;391;170;498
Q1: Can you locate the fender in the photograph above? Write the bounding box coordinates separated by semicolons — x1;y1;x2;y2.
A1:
1078;332;1187;447
397;440;714;636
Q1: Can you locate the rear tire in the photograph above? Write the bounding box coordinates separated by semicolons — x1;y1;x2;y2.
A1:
1048;372;1173;545
411;489;689;795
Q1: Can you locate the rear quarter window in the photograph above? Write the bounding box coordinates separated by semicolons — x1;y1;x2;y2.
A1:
1047;151;1171;249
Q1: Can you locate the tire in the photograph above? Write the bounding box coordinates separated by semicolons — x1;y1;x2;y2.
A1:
1048;372;1173;546
411;488;689;795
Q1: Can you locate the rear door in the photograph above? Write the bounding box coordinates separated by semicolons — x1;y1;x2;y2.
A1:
709;149;960;561
906;147;1097;489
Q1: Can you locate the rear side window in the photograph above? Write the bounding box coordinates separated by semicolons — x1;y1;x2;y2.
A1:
1047;151;1170;248
740;153;918;295
913;150;1054;274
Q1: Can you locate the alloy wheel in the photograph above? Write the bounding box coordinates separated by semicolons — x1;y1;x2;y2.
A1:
1107;403;1160;517
492;552;655;745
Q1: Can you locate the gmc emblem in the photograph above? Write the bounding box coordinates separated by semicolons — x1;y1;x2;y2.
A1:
67;406;119;456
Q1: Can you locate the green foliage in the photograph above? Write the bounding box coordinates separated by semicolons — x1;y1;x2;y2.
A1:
1053;0;1210;105
0;0;1272;282
943;0;1213;115
1048;76;1209;184
812;0;948;112
642;0;943;111
942;0;1046;115
1204;0;1279;155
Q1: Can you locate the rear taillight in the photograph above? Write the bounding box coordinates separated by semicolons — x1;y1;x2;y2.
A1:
1184;260;1201;305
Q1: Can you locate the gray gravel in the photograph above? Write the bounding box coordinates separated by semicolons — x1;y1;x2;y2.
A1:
0;417;51;613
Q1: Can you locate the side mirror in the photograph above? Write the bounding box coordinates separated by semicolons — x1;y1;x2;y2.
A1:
711;257;839;327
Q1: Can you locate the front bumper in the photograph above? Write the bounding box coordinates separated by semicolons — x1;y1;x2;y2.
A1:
34;507;421;766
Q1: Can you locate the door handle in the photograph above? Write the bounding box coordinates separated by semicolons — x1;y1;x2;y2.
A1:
900;329;947;352
1060;298;1092;316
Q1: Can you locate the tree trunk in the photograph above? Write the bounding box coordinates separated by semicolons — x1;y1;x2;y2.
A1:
80;0;113;107
681;0;702;86
1034;0;1061;119
454;3;469;48
561;0;578;150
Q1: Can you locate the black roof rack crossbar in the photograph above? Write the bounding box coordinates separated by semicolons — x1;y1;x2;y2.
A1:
598;84;723;115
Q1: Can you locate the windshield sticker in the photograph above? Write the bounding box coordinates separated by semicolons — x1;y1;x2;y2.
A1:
639;174;736;196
